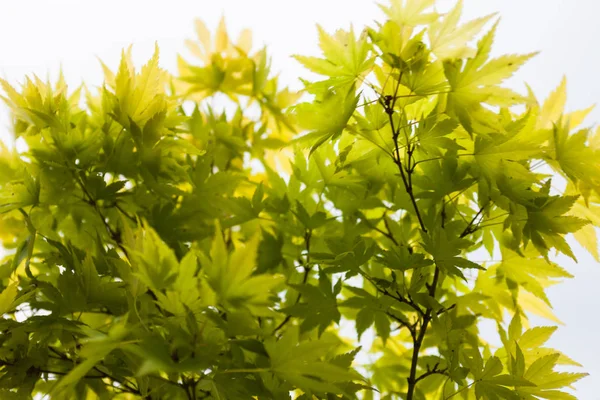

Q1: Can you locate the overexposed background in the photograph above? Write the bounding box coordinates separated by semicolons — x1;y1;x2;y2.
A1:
1;0;599;397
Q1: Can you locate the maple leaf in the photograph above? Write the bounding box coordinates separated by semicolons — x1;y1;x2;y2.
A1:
282;272;342;336
264;327;363;395
521;194;589;259
198;222;284;316
111;43;168;127
428;0;496;60
379;0;439;27
548;120;600;193
497;315;589;399
495;248;572;305
415;117;463;156
445;23;535;133
421;229;484;280
294;26;375;89
473;111;542;180
0;283;19;315
292;85;359;154
568;188;600;260
537;77;567;130
0;2;597;399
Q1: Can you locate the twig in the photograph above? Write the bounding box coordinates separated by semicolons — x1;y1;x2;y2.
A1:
415;362;448;384
272;230;312;334
405;266;441;400
357;267;424;317
381;76;427;234
459;204;488;238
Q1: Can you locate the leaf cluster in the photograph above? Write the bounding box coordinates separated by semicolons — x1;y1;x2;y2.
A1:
1;1;599;399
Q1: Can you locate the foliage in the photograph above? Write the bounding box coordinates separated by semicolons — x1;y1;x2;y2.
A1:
1;1;599;399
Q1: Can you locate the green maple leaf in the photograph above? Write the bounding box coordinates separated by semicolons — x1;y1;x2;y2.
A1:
473;111;542;181
521;354;587;397
198;221;284;316
0;168;40;214
496;314;589;399
422;229;484;280
292;85;359;154
549;119;600;193
462;354;534;400
428;0;495;60
415;117;463;156
294;26;375;89
495;248;572;305
413;151;474;200
445;19;535;132
264;327;363;395
124;221;179;292
282;272;341;336
0;283;19;315
522;194;588;259
0;3;598;399
112;44;167;126
379;0;439;27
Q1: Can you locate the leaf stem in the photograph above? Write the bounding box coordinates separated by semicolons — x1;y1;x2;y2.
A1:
218;368;269;374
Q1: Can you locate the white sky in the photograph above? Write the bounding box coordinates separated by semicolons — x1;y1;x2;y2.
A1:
1;0;599;397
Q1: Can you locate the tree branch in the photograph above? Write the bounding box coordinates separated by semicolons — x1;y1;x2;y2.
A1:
386;311;416;339
459;203;487;238
272;230;312;334
48;346;141;395
381;75;427;234
406;266;440;400
415;362;448;384
376;72;444;400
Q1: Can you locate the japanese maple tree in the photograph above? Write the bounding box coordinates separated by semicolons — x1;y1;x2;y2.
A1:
0;0;598;399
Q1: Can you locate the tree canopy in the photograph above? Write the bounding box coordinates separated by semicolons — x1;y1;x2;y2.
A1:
0;0;599;399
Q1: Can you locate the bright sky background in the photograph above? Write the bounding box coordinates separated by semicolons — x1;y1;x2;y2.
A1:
1;0;599;397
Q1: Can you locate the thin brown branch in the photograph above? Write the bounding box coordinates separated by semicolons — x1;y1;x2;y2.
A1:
380;77;427;234
406;266;441;400
460;204;487;238
359;269;425;317
272;230;312;334
415;364;449;384
48;346;141;395
386;311;416;339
